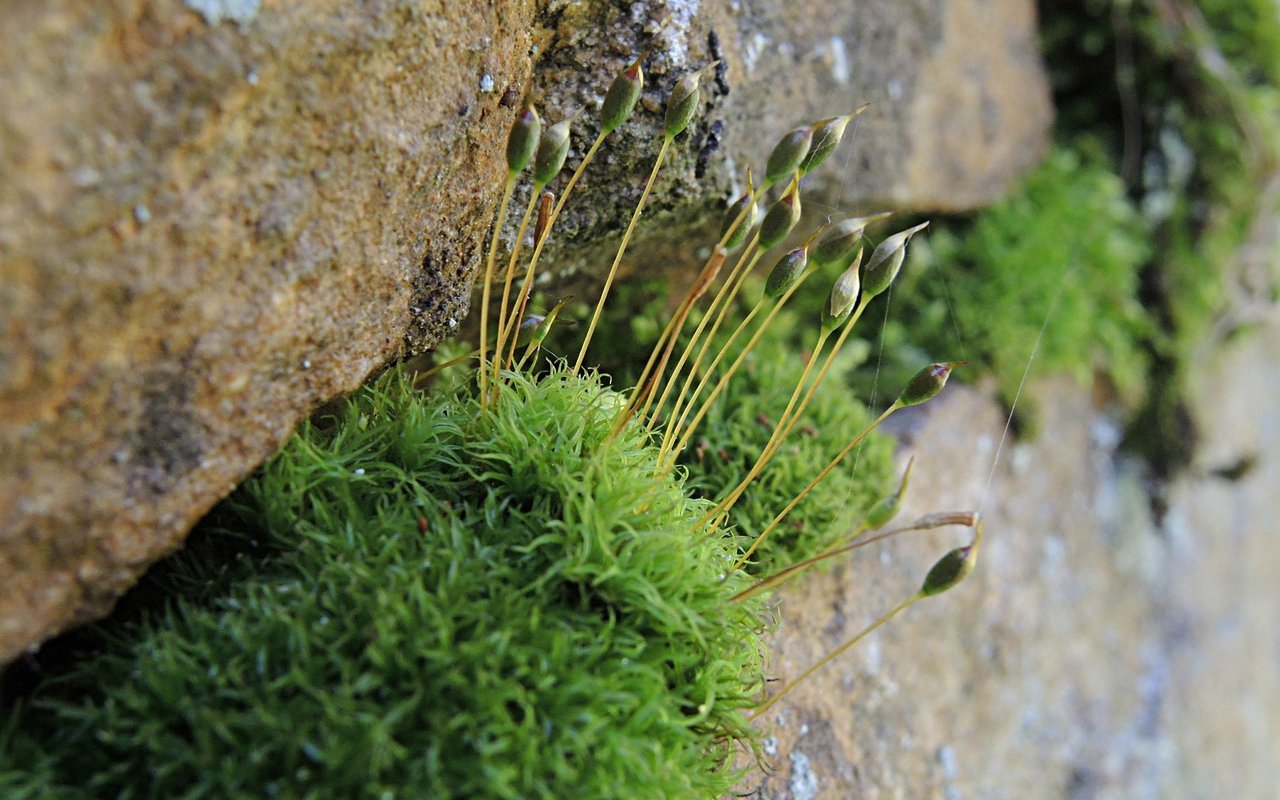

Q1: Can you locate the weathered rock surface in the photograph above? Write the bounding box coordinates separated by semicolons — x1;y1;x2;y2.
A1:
747;326;1280;798
0;1;1051;662
0;0;542;663
517;0;1052;282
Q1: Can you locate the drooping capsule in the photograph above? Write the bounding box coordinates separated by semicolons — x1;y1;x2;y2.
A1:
757;182;801;251
764;126;813;187
764;246;809;299
863;456;914;530
896;360;965;407
665;63;717;139
719;189;758;251
821;246;863;331
810;212;892;268
920;544;978;596
798;103;868;176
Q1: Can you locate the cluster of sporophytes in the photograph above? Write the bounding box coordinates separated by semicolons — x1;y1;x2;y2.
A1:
0;57;983;798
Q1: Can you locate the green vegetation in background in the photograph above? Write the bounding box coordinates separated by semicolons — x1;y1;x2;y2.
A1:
1052;0;1279;469
862;0;1279;453
859;144;1154;420
1136;0;1280;348
1;370;768;799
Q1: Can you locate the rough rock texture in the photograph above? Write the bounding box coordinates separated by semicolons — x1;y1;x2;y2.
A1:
516;0;1052;282
0;1;1051;661
745;339;1280;797
0;0;542;662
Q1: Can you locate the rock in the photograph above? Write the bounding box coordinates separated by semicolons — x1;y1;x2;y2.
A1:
0;0;542;662
744;350;1280;796
0;0;1051;661
1161;315;1280;798
515;0;1052;281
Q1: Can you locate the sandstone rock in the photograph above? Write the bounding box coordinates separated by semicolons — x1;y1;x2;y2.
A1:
0;0;542;662
0;1;1051;661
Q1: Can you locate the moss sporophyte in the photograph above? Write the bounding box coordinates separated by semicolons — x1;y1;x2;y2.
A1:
0;57;986;798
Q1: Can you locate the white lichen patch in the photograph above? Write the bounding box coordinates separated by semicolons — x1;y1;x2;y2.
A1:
825;36;850;85
633;0;700;69
741;32;770;76
787;751;819;800
184;0;261;26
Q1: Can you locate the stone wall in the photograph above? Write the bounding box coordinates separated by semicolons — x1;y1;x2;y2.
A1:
0;0;1050;664
3;2;1275;796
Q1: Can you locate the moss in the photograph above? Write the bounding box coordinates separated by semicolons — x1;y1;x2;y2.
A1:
2;54;971;800
1187;0;1280;82
1;242;905;798
532;273;900;573
1035;0;1280;467
1138;2;1280;353
677;330;897;573
854;144;1154;421
1;369;769;799
848;0;1279;451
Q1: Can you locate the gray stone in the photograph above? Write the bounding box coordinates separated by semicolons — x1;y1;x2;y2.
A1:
744;338;1280;797
521;0;1052;281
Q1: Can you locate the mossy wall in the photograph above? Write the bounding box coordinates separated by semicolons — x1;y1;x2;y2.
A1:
4;1;1277;797
2;371;772;798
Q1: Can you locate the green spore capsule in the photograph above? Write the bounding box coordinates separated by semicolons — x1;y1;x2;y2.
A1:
516;313;546;345
799;104;867;176
821;247;863;331
764;246;809;299
665;63;716;139
920;544;978;596
757;182;801;251
863;456;914;530
896;360;965;407
764;126;813;186
862;220;930;299
720;190;758;251
601;55;645;135
507;105;541;175
522;297;570;348
533;121;571;187
810;212;892;268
